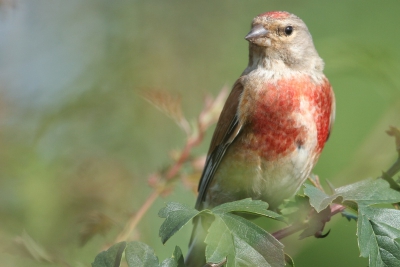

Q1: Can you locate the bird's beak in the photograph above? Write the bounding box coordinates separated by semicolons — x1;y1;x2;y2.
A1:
245;24;269;41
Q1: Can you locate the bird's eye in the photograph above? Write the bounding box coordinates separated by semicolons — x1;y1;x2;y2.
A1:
284;26;293;36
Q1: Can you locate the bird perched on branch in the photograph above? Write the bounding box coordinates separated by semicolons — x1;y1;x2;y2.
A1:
186;11;335;266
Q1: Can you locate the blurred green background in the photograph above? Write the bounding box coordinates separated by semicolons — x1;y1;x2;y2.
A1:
1;0;399;266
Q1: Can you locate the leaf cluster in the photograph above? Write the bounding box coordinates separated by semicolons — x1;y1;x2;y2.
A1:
92;178;400;267
305;178;400;267
92;241;185;267
92;127;400;267
159;199;285;267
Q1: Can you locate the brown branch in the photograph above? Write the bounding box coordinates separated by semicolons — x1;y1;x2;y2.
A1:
108;90;226;247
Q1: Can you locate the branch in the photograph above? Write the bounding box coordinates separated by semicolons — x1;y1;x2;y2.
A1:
109;88;228;246
385;158;400;179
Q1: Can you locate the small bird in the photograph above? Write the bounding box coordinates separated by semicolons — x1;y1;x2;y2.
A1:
186;11;335;266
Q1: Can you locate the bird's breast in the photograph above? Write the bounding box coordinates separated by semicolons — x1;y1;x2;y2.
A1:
239;75;333;160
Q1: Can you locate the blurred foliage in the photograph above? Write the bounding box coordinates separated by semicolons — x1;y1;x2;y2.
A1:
0;0;399;266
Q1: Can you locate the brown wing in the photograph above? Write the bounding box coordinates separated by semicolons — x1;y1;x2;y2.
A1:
195;79;244;210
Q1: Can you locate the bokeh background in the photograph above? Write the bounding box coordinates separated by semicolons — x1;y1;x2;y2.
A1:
1;1;400;266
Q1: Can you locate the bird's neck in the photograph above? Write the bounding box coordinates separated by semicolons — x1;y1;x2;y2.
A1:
243;44;325;83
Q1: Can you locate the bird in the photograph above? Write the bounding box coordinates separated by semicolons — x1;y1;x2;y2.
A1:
186;11;335;266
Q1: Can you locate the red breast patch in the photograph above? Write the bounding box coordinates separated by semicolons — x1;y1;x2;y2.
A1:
247;76;333;159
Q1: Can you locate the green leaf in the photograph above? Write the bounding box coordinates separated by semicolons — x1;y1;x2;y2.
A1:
125;241;159;267
205;216;233;264
159;202;202;244
171;246;185;267
233;235;272;266
92;241;126;267
205;213;285;267
211;198;283;221
357;206;400;267
159;259;176;267
303;185;331;212
284;254;295;267
279;195;310;224
124;242;185;267
159;246;185;267
304;179;400;212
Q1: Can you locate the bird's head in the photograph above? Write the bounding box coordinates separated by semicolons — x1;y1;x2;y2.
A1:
245;11;323;72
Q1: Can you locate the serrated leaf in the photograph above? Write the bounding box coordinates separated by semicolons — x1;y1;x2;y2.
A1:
205;213;285;267
305;179;400;212
159;202;202;244
92;241;126;267
357;206;400;267
371;221;400;265
211;198;283;221
125;241;159;267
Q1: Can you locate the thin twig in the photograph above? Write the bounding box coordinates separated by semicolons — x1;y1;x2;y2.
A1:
272;222;309;240
165;135;202;181
110;90;224;246
386;158;400;179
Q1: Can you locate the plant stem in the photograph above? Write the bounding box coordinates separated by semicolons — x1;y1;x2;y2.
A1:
272;222;308;240
386;158;400;178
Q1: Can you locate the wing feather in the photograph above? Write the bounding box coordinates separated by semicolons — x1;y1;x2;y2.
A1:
195;79;244;210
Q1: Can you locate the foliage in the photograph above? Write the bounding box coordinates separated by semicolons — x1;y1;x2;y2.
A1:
92;241;185;267
93;140;400;266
